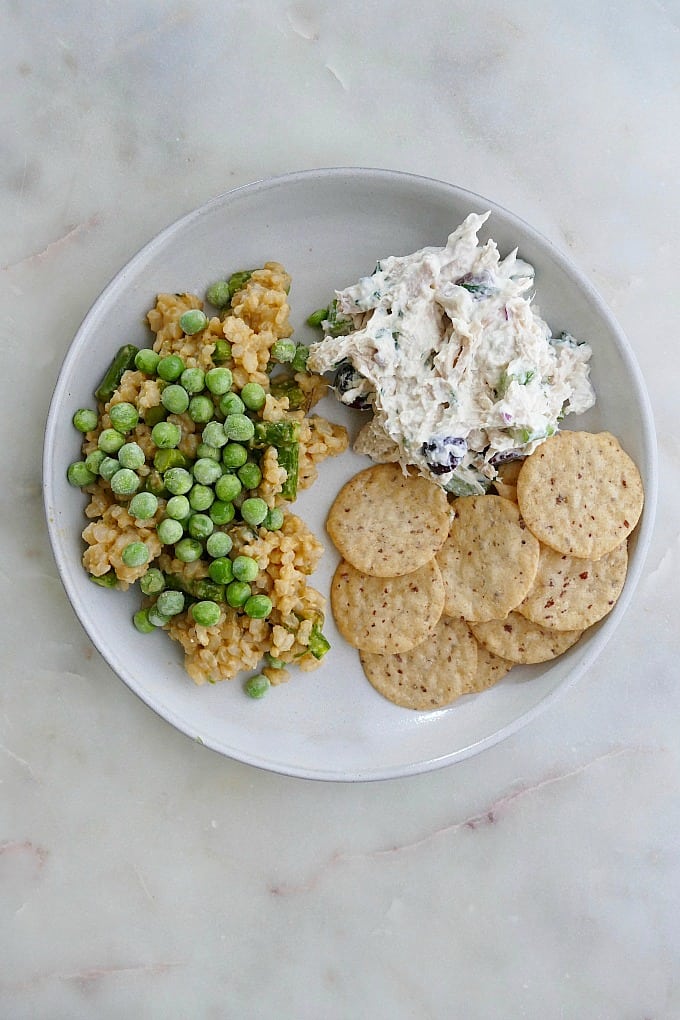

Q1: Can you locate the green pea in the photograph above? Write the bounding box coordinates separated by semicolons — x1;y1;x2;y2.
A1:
161;384;190;414
157;355;185;382
139;568;165;596
157;518;184;544
133;608;155;633
264;507;284;531
244;594;272;619
165;494;191;520
212;340;232;363
72;408;99;433
237;461;262;490
151;421;181;449
226;580;251;608
265;652;286;669
205;367;233;395
224;413;254;442
218;392;244;417
180;367;205;393
306;307;328;328
147;604;171;628
164;467;193;495
208;557;234;584
192;457;223;485
110;468;140;496
270;339;296;363
206;281;231;308
128;491;158;519
240;382;266;411
187;513;214;539
209;500;235;525
222;442;248;469
189;483;214;511
121;541;149;567
175;537;203;562
215;473;242;503
109;402;139;433
180;309;207;335
196;442;221;461
240;497;268;527
84;449;106;475
190;600;222;627
202;420;228;448
206;531;233;558
154;448;187;473
98;428;125;454
188;395;215;424
99;456;120;481
67;461;96;487
144;470;167;498
135;349;161;375
117;442;145;470
232;555;259;583
244;673;270;699
227;270;253;298
156;589;185;617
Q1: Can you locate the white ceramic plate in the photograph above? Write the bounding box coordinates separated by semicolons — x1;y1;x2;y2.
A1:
43;168;657;781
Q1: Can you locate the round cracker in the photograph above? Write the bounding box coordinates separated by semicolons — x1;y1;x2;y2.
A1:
330;557;444;654
470;642;514;693
516;431;644;560
360;616;478;710
517;541;628;631
326;463;450;577
435;495;540;622
469;611;582;664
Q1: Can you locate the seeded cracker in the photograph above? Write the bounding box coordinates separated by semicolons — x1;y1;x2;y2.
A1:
517;541;628;631
516;431;644;560
326;463;450;577
436;495;540;622
330;558;445;654
471;642;515;692
360;616;478;710
469;611;582;664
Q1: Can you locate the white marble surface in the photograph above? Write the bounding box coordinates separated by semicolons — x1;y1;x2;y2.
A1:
2;1;679;1016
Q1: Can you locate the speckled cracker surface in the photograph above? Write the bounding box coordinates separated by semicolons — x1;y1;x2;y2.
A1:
436;495;540;622
471;642;514;692
360;616;478;710
330;557;445;654
518;541;628;631
516;431;644;560
469;611;582;664
326;463;450;577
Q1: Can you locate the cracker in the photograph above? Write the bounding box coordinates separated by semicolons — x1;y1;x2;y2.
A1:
436;495;540;622
470;642;514;692
469;612;582;664
517;540;628;631
330;557;445;654
516;431;644;559
360;615;478;710
326;463;450;577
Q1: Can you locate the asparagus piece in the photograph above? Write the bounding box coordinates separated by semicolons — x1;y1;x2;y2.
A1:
277;442;299;501
164;573;225;604
308;622;331;660
252;420;300;448
269;375;306;411
89;571;120;589
94;344;139;403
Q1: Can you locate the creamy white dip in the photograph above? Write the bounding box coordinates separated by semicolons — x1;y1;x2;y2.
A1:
307;212;596;495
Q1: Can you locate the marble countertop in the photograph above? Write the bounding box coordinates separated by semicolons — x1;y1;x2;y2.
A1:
3;2;679;1016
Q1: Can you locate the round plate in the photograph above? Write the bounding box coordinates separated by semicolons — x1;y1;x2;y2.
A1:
43;168;657;781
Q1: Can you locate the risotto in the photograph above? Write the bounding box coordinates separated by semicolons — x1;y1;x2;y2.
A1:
68;263;348;690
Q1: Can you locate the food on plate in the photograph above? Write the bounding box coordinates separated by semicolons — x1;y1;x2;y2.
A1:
330;557;445;654
468;612;583;664
516;541;628;632
516;430;644;559
359;615;479;710
435;494;540;622
326;463;451;577
307;212;596;495
67;263;348;689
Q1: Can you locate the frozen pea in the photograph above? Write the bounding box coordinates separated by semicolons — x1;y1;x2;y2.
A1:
128;491;158;519
147;603;171;628
179;309;207;335
121;541;149;567
190;600;222;627
187;513;214;540
189;483;214;511
156;518;184;544
206;280;231;308
209;500;235;526
117;442;145;470
156;589;185;617
164;467;193;495
240;497;268;527
84;449;106;475
135;349;161;375
224;413;254;443
151;421;181;449
99;456;120;481
264;507;284;531
270;339;296;363
188;395;215;424
109;402;139;433
222;442;248;469
244;594;272;620
208;557;234;584
218;392;244;417
180;367;205;393
157;355;185;382
110;468;140;496
205;367;233;395
98;428;125;454
202;420;228;448
72;408;99;433
139;568;165;596
175;537;203;562
244;673;270;699
237;461;262;490
232;555;259;583
165;494;191;520
240;382;266;411
192;457;223;486
226;580;251;608
133;608;155;633
206;531;233;558
212;339;231;364
161;384;190;414
67;461;96;487
196;442;221;462
215;473;242;503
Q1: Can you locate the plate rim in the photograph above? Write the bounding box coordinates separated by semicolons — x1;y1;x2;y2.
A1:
42;166;658;781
